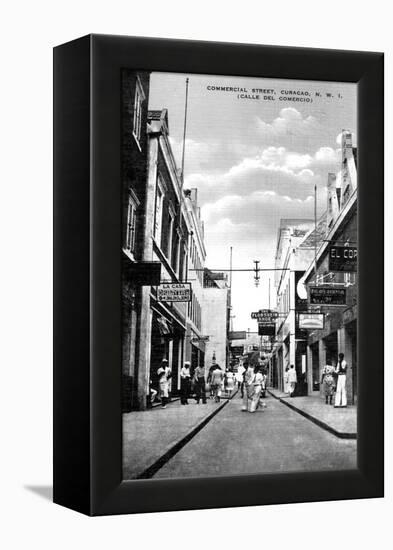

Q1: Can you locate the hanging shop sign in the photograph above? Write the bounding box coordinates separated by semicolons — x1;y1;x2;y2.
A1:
258;323;275;336
328;246;357;272
309;286;346;305
228;331;247;340
231;345;244;356
298;312;325;330
251;309;278;322
157;282;191;302
191;335;210;343
124;261;161;285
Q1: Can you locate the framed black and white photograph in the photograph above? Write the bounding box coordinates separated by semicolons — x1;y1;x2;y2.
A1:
53;34;383;516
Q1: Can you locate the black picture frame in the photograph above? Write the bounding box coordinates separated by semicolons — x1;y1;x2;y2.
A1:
53;34;384;516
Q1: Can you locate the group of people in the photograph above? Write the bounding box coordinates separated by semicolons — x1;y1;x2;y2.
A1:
320;353;348;407
283;353;348;408
153;359;251;408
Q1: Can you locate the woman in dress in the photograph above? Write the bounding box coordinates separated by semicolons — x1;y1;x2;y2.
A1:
225;369;235;397
321;363;336;405
249;365;264;413
241;362;256;412
157;359;171;409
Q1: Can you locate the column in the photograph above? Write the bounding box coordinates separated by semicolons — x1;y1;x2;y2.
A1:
318;339;326;397
338;327;353;405
306;345;313;395
136;137;158;410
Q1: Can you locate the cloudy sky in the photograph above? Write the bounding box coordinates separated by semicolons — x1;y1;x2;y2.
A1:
149;73;357;330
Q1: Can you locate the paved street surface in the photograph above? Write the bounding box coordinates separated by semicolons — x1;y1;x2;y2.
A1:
268;389;357;436
153;394;357;479
123;397;227;479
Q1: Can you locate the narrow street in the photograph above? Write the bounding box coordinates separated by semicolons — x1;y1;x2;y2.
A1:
153;394;357;479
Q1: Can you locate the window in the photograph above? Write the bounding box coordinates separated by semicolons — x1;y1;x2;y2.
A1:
164;210;174;263
132;77;146;147
125;190;140;255
154;181;164;244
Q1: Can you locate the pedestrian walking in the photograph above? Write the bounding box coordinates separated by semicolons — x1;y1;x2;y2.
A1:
321;363;336;405
241;362;255;411
225;369;235;397
193;365;207;404
210;364;224;402
180;361;191;405
157;359;171;408
284;366;290;394
288;364;297;397
260;369;267;398
334;353;348;407
235;364;245;397
249;365;264;413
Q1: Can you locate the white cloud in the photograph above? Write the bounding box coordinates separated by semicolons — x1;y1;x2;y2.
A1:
256;107;320;140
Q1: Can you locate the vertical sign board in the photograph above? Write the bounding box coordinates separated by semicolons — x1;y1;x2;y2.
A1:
258;323;275;336
329;246;357;272
309;286;346;305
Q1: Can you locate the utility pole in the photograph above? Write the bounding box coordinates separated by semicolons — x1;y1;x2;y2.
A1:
314;184;317;284
268;278;271;309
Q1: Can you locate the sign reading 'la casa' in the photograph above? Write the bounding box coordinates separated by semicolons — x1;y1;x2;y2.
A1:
309;286;346;305
329;246;357;272
157;283;191;302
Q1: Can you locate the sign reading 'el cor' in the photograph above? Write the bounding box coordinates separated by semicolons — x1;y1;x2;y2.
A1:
329;246;357;272
309;286;346;305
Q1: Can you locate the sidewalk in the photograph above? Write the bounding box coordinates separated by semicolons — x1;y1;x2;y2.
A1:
123;393;234;479
268;388;357;439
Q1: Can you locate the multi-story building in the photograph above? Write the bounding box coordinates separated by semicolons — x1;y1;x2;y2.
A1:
134;109;191;410
121;70;151;412
272;218;316;393
202;269;230;370
303;131;357;404
184;189;207;372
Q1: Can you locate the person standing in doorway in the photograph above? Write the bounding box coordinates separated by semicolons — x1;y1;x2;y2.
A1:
288;364;297;397
194;364;207;404
284;366;290;394
334;353;348;407
180;361;191;405
157;359;171;409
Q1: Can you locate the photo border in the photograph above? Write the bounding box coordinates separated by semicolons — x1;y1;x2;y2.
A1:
53;34;384;516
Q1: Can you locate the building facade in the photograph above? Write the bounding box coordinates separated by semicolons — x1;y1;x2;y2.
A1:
303;131;357;404
272;219;316;393
121;70;151;412
202;269;230;370
135;109;192;410
184;189;207;372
